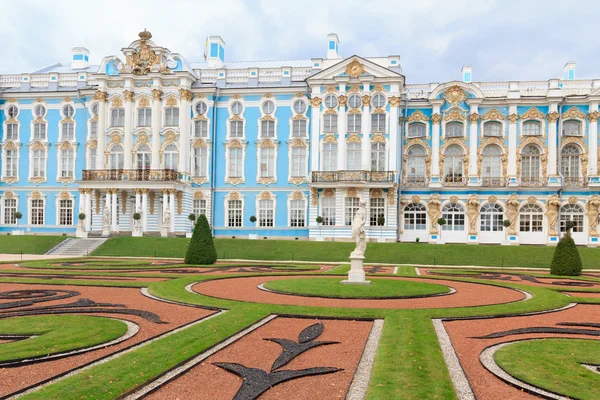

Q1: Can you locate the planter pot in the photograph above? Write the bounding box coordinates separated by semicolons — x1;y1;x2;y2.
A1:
186;232;193;238
132;230;143;237
11;229;24;236
248;233;258;240
316;236;325;241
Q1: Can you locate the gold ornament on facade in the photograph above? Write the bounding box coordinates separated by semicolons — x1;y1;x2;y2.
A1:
123;30;161;75
257;177;276;185
337;95;347;106
370;188;383;198
165;96;178;107
346;187;359;197
123;90;134;101
94;190;101;214
348;85;361;93
151;89;163;100
324;108;337;115
389;189;396;206
310;97;322;107
586;195;600;237
547;111;560;123
193;191;205;200
138;97;150;108
588;111;600;122
162;80;180;88
439;138;469;178
192;177;208;185
508;113;519;124
258;139;276;148
443;86;468;106
3;191;15;199
448;196;458;203
31;190;42;200
176;191;183;215
192;138;207;148
108;82;124;89
546;195;561;236
428;194;442;234
325;85;337;93
291;191;304;201
478;137;508;178
521;107;546;121
346;59;365;78
6;98;18;103
258;191;273;201
568;196;578;205
58;191;71;200
225;177;245;185
323;188;335;198
228;191;240;201
347;134;361;143
227;139;243;149
4;141;18;151
410;195;421;204
148;191;155;214
371;134;386;143
361;95;371;106
120;191;127;214
135;81;152;88
323;135;337;144
407;110;429;123
291;138;307;148
482;109;504;121
562;106;586;120
528;196;537;204
138;133;150;144
111;97;123;108
110;133;122;144
399;195;409;206
388;96;401;107
310;187;318;206
289;177;307;185
179;89;194;102
516;137;547;179
487;195;497;203
468;113;480;123
444;109;466;122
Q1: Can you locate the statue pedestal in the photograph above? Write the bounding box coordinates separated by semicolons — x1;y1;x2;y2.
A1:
341;254;370;285
101;224;110;237
76;222;88;238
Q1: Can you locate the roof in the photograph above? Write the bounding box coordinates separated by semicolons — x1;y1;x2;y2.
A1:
189;59;313;70
32;63;100;74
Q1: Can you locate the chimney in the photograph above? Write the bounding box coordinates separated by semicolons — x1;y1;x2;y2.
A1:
207;36;225;68
71;47;90;69
563;62;576;80
461;65;472;83
326;33;341;59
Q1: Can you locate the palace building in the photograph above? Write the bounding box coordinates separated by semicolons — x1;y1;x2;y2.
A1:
1;30;599;245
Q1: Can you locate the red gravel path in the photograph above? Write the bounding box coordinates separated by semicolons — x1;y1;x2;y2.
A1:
192;275;525;309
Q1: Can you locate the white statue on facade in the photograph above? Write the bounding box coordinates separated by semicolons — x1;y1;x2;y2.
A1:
163;208;171;230
103;203;111;226
351;201;367;257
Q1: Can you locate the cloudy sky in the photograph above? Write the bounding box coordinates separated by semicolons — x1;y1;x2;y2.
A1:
1;0;598;83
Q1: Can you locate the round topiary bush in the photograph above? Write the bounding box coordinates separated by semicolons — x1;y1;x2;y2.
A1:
185;214;217;265
550;226;582;276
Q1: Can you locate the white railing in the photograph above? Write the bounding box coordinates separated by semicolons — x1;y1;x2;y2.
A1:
58;74;78;87
259;68;282;82
562;80;594;96
0;75;21;87
30;75;50;87
291;68;312;81
227;70;250;82
477;82;510;97
405;84;430;99
518;81;549;96
199;70;218;82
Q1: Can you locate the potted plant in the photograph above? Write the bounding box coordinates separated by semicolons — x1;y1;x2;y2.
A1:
416;237;420;243
315;216;324;241
249;215;258;239
502;219;511;245
132;212;142;237
76;212;87;238
436;217;447;244
187;213;196;238
377;214;386;242
12;211;23;235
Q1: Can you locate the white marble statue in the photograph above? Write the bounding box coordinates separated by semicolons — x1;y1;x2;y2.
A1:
103;203;111;226
163;208;171;229
351;200;367;257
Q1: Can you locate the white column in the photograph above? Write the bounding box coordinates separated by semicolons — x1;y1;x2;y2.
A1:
548;103;559;177
151;89;162;169
135;189;141;213
361;90;371;171
335;189;344;227
111;190;117;232
467;101;480;179
589;103;598;177
141;189;148;231
309;97;321;171
388;98;399;172
178;89;192;173
508;105;518;183
123;90;134;169
337;94;347;171
430;102;442;186
85;190;92;231
169;190;176;232
96;92;107;169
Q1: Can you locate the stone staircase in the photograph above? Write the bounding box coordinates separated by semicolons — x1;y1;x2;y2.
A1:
45;238;108;257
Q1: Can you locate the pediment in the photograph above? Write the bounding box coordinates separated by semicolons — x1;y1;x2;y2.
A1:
307;55;404;83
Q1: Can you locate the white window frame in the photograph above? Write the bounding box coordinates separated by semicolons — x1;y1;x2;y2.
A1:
2;196;18;225
323;114;338;133
192;146;209;178
288;195;307;227
3;146;20;179
291;119;308;138
289;144;308;178
443;121;466;139
370;142;386;172
404;202;427;230
193;119;209;138
193;198;208;219
225;196;244;227
257;145;277;179
110;108;125;127
257;198;276;227
371;113;387;133
137;107;152;127
347;113;362;133
58;147;76;179
164;107;180;127
320;196;336;226
483;121;504;138
407;122;427;138
479;203;504;232
29;196;45;226
225;144;246;180
29;147;46;180
346;142;362;170
227;100;246;139
322;142;338;172
369;197;386;226
56;196;74;226
519;204;544;233
162;143;179;170
562;120;583;137
88;146;97;170
5;122;19;141
344;197;360;226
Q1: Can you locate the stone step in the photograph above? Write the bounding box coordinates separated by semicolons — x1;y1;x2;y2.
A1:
45;238;108;257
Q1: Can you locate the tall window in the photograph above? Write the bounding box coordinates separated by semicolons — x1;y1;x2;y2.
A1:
194;120;208;138
163;144;179;170
3;198;17;224
563;120;581;136
111;108;125;127
6;123;18;140
31;199;44;225
370;198;385;226
258;199;274;227
5;149;17;177
321;197;335;226
109;145;124;170
89;121;97;139
138;108;151;127
347;114;361;132
481;145;502;184
561;145;580;180
560;204;584;233
345;197;360;226
292;119;307;137
322;143;337;171
230;120;244;137
323;114;338;133
480;203;503;232
165;107;179;126
228;148;243;178
290;199;306;227
483;122;502;137
291;146;307;177
519;204;543;233
446;122;463;138
522;121;541;136
227;199;242;227
261;120;275;137
33;122;47;140
193;147;208;177
443;145;464;183
442;203;465;231
60;149;74;178
260;147;275;178
346;142;361;170
371;114;386;133
408;123;426;138
521;145;541;183
59;199;73;225
406;146;427;184
193;199;207;218
32;149;45;178
89;148;97;169
404;203;427;230
370;143;386;171
136;144;151;170
62;122;75;140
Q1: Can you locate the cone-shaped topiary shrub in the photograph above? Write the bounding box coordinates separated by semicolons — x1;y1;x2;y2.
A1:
185;214;217;265
550;226;582;276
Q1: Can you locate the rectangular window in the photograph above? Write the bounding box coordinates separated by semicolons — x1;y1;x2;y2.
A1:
292;120;307;137
165;108;179;126
193;147;208;177
59;199;73;225
260;147;275;178
194;120;208;137
370;143;386;172
230;120;244;137
31;199;44;225
227;200;242;227
193;199;207;219
111;108;125;127
290;199;305;227
346;143;362;171
89;149;97;170
261;120;275;137
321;197;336;226
89;121;97;139
3;198;17;224
61;150;74;178
62;123;75;140
371;114;386;132
5;149;17;177
33;123;46;140
323;114;338;133
347;114;361;132
322;143;337;172
370;198;385;226
6;123;18;140
32;150;45;178
228;148;243;178
258;199;274;227
291;147;307;177
137;108;152;127
345;197;360;226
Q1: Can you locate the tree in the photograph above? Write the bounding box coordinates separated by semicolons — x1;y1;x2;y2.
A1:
316;216;323;237
133;212;141;224
185;214;217;265
377;214;385;238
437;217;446;242
550;221;582;276
79;212;86;221
14;211;22;229
249;215;257;235
188;213;196;232
503;219;511;244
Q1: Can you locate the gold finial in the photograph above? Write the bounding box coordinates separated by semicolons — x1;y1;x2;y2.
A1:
138;29;152;41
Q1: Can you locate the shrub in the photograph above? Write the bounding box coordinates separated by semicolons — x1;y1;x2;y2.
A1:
550;228;582;276
185;214;217;265
416;237;420;243
133;212;141;221
78;212;86;221
315;216;323;224
188;213;196;222
249;215;257;224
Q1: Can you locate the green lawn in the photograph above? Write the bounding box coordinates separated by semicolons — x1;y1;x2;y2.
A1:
0;235;69;254
93;237;600;268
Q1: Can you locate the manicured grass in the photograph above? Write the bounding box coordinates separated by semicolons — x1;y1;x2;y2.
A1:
92;237;600;268
264;277;450;298
0;235;68;254
495;338;600;399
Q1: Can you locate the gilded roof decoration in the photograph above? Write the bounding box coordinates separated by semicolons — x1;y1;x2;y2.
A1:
443;86;468;106
152;89;163;100
193;191;204;200
58;191;71;200
227;139;243;148
259;191;274;200
371;134;386;143
310;97;322;107
348;85;361;93
31;190;42;200
123;90;134;101
370;188;383;198
569;196;578;204
371;85;386;92
228;191;241;201
528;196;537;204
123;30;162;75
258;139;275;148
388;96;400;107
3;191;15;199
481;109;505;121
291;191;304;200
346;187;359;197
323;188;335;198
291;138;307;148
588;111;600;122
325;85;337;93
346;59;365;78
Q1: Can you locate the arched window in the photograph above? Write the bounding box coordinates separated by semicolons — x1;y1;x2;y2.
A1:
481;145;503;185
483;122;502;137
322;142;337;172
560;204;584;233
163;144;178;170
520;144;541;184
561;144;581;184
563;120;581;136
406;146;427;185
519;204;543;233
404;203;426;230
109;145;124;170
136;144;151;170
443;145;464;183
522;121;541;136
370;142;386;172
346;142;361;171
480;203;504;232
442;203;465;231
408;123;426;138
446;122;463;138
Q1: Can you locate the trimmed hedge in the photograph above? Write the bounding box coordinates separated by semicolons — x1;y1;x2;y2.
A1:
550;232;582;276
184;214;217;265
